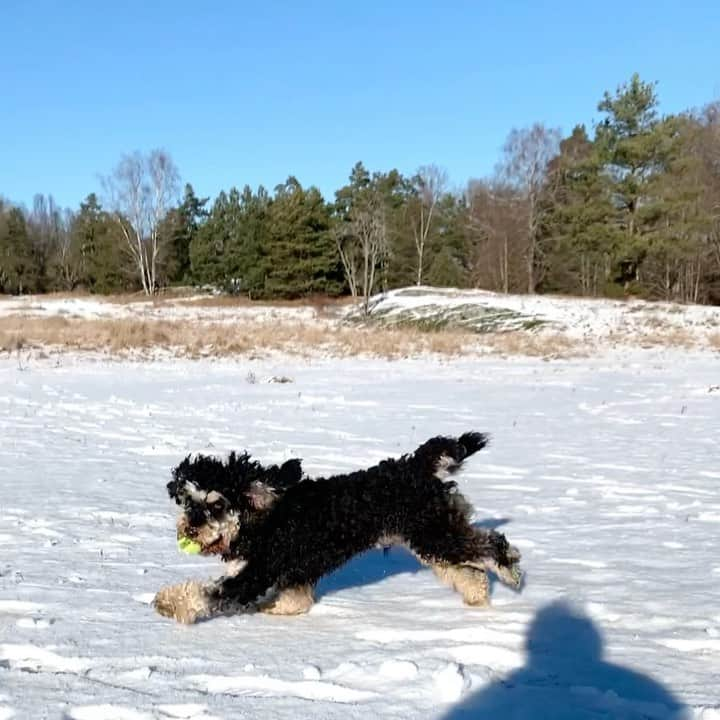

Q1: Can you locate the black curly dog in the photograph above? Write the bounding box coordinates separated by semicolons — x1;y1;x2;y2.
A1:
154;432;523;623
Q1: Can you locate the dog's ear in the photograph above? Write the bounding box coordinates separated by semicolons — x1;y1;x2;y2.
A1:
245;481;278;510
244;458;302;510
167;455;193;501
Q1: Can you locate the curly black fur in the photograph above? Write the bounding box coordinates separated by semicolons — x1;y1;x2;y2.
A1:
164;431;522;619
168;453;303;507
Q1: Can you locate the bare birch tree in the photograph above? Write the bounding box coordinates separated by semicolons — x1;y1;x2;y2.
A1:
410;164;447;285
700;102;720;296
335;198;387;316
498;124;560;293
102;150;179;294
28;194;64;289
334;228;360;298
146;151;179;291
54;208;79;290
466;179;524;293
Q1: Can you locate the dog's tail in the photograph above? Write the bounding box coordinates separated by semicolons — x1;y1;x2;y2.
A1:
458;431;490;458
412;431;489;480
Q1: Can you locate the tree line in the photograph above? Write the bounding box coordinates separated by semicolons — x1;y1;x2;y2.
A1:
2;74;719;305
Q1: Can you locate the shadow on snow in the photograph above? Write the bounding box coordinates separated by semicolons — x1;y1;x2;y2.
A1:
440;600;687;720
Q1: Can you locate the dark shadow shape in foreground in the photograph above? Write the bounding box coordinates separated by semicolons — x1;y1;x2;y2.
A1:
440;600;688;720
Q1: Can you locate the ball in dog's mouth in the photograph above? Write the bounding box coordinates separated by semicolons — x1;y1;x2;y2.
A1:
177;536;202;554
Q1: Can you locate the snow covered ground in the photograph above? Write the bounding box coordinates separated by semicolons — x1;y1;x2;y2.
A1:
0;294;321;326
1;348;719;719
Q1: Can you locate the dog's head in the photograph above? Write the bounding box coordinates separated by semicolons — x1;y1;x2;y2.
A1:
166;451;303;556
481;531;523;590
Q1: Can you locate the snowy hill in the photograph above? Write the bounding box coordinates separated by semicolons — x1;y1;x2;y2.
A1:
348;286;720;345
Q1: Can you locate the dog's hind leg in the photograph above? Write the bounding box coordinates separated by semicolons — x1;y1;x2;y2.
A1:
463;528;523;590
430;563;490;607
406;523;492;607
259;584;315;615
405;509;521;606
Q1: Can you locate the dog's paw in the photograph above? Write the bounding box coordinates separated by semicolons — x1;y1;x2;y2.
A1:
453;566;490;607
259;585;315;616
494;563;524;591
154;581;211;624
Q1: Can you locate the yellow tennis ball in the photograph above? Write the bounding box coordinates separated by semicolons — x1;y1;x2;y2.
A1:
177;537;202;555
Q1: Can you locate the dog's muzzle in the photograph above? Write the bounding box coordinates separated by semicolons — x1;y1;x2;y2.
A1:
176;516;192;539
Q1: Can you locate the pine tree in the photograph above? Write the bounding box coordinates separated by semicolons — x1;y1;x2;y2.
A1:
70;194;129;293
595;74;668;288
189;186;272;295
189;190;235;288
163;183;209;284
225;185;271;297
542;126;621;296
641;115;711;301
264;178;342;298
0;207;36;294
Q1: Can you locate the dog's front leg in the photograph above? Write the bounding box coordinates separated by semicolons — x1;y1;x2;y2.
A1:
154;563;274;624
210;562;276;617
154;580;221;624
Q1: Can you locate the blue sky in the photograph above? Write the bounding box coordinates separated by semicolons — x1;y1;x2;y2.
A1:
2;0;718;210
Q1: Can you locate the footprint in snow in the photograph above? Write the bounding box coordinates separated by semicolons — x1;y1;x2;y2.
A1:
16;617;54;629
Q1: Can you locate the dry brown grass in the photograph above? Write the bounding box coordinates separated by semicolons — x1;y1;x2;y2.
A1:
482;332;584;358
0;315;476;359
6;311;715;361
0;314;589;360
0;317;173;354
606;326;698;350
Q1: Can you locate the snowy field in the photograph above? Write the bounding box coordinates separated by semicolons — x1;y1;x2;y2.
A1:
1;348;719;719
0;294;321;325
